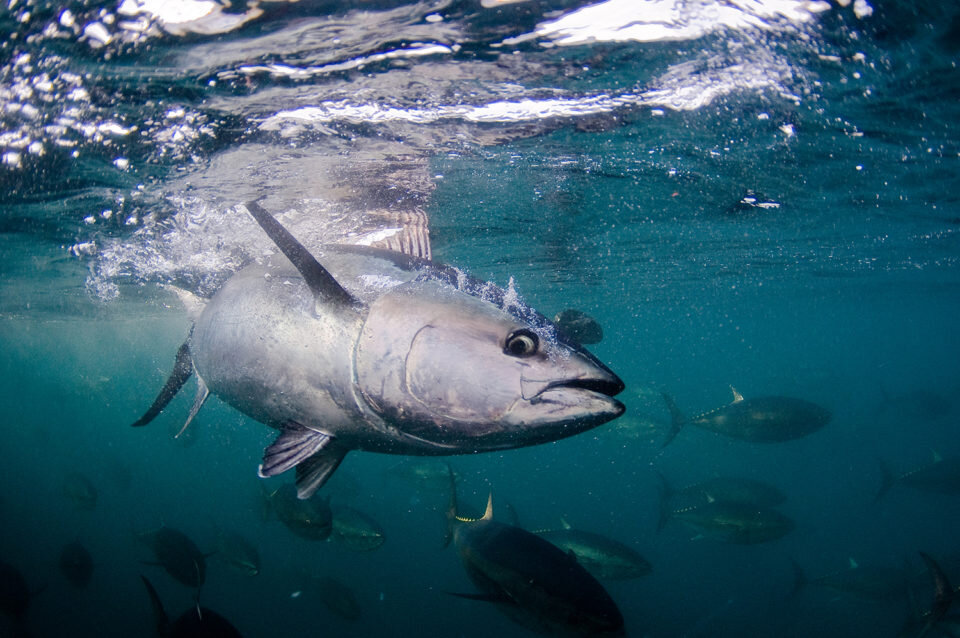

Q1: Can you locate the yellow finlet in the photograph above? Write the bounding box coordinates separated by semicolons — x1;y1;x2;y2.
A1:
730;385;744;403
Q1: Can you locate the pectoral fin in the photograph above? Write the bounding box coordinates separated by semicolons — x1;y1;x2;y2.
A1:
258;421;332;479
258;421;347;499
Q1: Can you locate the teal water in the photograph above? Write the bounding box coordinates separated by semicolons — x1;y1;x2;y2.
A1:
2;1;960;636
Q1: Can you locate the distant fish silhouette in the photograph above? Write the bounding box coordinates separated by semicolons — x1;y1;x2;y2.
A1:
876;452;960;501
330;505;385;552
446;471;624;636
139;527;209;592
791;558;906;602
213;530;259;577
661;386;830;446
141;575;242;637
532;522;651;581
661;499;795;545
657;472;787;513
62;472;98;511
553;309;603;345
261;483;333;541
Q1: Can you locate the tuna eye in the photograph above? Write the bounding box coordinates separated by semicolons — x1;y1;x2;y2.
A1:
504;329;539;358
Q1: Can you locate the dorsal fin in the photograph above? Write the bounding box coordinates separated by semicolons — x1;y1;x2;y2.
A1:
482;493;494;521
730;386;744;403
245;199;356;306
356;208;432;260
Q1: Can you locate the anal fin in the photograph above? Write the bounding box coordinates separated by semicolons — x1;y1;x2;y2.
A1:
175;376;209;439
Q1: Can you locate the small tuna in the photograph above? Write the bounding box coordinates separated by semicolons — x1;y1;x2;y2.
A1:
330;505;385;552
662;500;795;544
214;530;259;577
897;553;957;638
657;473;786;521
534;522;651;581
139;527;208;590
876;452;960;501
446;476;624;636
661;386;831;446
263;484;333;541
792;558;907;602
62;472;98;511
141;575;242;637
553;309;603;345
310;576;362;622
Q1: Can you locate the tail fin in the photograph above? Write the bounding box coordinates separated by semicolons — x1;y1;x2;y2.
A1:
660;392;686;448
140;575;170;636
919;552;955;632
873;460;897;504
131;340;194;427
788;559;808;598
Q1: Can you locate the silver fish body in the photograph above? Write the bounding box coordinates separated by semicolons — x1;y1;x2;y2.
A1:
135;203;624;498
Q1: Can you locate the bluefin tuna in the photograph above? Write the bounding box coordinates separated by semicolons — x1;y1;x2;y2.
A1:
876;452;960;501
657;472;786;521
553;309;603;345
661;386;830;446
446;478;624;636
792;558;907;602
131;200;624;498
138;527;208;591
309;576;362;622
214;530;259;577
661;500;795;545
141;575;242;637
62;472;98;511
533;522;651;581
330;505;385;552
262;484;333;541
897;553;958;638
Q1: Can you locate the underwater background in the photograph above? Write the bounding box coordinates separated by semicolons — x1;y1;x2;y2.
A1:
1;0;959;636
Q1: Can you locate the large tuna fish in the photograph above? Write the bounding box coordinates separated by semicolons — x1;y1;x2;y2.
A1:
132;200;624;498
